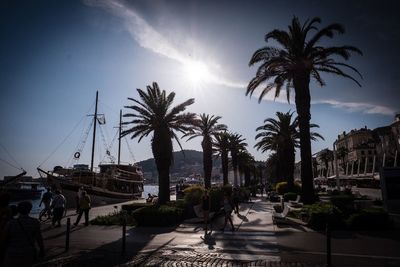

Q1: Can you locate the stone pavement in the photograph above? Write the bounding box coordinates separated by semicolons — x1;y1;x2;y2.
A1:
35;197;400;267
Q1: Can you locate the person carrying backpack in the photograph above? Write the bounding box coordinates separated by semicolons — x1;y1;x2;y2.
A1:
74;191;91;226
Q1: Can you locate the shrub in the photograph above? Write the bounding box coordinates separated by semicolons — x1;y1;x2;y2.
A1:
238;187;251;202
372;199;383;206
347;207;392;230
209;187;224;212
132;205;183;226
283;192;298;202
330;194;355;215
91;211;136;226
302;203;344;230
183;185;204;206
121;203;153;212
276;182;301;195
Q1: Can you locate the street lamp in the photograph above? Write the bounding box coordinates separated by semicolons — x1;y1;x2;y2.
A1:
333;140;340;190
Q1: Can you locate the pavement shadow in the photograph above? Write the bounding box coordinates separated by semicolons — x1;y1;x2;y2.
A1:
200;233;216;250
236;213;249;222
36;225;177;267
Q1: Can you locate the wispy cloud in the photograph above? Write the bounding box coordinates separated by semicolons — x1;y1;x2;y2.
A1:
312;99;396;116
83;0;245;88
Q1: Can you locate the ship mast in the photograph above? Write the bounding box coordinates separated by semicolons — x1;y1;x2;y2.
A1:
90;91;98;172
118;109;122;165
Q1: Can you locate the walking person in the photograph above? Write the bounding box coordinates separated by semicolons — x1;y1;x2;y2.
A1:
260;183;265;197
0;193;12;266
74;191;91;226
202;190;211;236
39;187;53;217
2;201;44;267
75;186;84;214
232;187;240;214
51;190;66;227
221;192;235;232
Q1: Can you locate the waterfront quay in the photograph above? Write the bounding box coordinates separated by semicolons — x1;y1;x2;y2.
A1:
36;197;400;267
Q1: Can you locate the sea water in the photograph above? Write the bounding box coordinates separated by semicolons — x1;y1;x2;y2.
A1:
11;185;159;215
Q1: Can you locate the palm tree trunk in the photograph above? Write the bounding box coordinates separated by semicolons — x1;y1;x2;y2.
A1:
294;71;315;204
232;153;238;187
202;138;212;189
222;152;229;185
157;167;170;204
287;144;295;191
152;130;172;205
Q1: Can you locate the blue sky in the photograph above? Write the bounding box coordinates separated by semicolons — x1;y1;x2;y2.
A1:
1;0;399;178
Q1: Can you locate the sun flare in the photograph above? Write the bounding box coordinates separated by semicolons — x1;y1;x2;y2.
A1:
183;60;212;86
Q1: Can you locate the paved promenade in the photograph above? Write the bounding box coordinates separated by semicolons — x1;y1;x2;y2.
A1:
35;197;400;267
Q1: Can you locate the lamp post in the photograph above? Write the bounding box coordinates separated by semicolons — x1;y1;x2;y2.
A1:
333;141;340;190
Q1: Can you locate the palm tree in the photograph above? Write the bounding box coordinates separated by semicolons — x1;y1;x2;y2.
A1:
237;150;255;187
228;133;248;187
247;17;362;203
213;131;231;185
184;114;227;188
122;82;196;204
337;146;349;170
255;111;323;190
318;149;334;177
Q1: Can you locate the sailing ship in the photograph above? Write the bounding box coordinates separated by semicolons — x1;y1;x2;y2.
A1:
37;91;144;208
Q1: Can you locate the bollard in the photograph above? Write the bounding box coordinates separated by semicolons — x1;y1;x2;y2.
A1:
66;218;70;252
121;217;126;255
326;222;331;267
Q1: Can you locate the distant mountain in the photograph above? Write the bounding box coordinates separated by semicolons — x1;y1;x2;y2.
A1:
136;150;221;182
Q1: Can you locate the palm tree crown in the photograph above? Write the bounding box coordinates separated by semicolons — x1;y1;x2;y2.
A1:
255;111;323;152
247;17;362;102
122;82;196;204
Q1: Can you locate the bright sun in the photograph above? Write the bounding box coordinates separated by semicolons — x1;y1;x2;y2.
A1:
183;60;212;86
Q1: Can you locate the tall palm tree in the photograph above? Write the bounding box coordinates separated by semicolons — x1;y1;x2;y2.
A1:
237;150;255;187
122;82;196;204
318;149;334;177
184;114;227;188
228;133;247;187
247;17;362;203
337;146;349;170
213;131;231;185
255;111;323;190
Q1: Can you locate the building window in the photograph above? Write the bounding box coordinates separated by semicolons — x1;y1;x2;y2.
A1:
361;151;365;155
368;150;372;155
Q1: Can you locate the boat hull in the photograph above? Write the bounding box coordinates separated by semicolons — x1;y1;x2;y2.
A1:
47;176;142;208
60;187;138;209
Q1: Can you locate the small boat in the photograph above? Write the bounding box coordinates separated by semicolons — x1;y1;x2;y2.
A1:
6;181;43;201
37;91;144;208
1;171;43;201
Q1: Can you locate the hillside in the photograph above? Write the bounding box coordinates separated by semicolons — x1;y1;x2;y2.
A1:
136;150;221;182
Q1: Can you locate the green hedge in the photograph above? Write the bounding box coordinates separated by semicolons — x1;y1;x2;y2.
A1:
91;211;136;226
276;182;301;195
283;192;298;202
302;203;344;230
330;194;355;215
347;207;391;230
183;185;204;206
132;205;183;226
121;203;153;212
